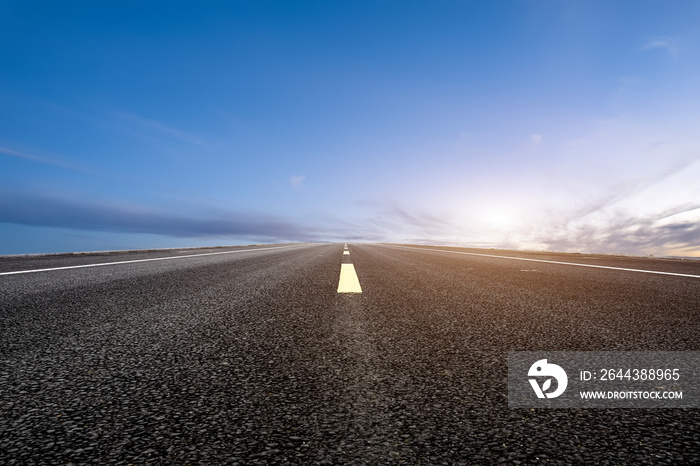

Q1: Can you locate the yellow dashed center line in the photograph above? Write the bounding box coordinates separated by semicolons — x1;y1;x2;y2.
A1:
337;245;362;293
337;263;362;293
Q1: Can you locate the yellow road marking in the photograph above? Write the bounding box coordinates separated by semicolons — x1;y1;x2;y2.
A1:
337;263;362;293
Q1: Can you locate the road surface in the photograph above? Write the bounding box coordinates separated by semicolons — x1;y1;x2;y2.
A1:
1;243;699;464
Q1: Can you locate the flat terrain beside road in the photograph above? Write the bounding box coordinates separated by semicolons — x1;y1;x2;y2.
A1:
1;243;699;464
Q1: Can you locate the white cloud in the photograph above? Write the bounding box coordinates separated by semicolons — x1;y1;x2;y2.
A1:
290;175;306;187
530;134;543;146
639;36;679;57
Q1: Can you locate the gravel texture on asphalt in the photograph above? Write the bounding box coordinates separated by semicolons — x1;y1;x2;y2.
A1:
1;243;698;464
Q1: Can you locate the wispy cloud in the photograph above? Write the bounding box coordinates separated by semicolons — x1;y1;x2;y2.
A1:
113;111;207;147
350;199;460;242
568;155;698;224
17;100;208;148
0;146;88;172
0;191;316;242
334;163;700;256
542;204;700;256
618;76;640;86
290;175;306;188
520;155;700;256
519;134;543;150
639;36;679;57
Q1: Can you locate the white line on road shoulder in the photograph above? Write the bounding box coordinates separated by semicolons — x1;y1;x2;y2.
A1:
390;245;700;279
0;244;305;276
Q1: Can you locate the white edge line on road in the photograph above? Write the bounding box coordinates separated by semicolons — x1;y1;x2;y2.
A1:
390;245;700;279
0;244;305;276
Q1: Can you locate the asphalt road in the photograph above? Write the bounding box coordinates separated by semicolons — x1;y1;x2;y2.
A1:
1;243;699;465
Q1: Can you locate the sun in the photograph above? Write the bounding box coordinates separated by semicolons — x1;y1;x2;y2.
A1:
484;210;513;229
478;205;521;231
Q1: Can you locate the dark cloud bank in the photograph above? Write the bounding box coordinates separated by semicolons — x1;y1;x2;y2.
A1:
1;192;698;256
0;192;317;242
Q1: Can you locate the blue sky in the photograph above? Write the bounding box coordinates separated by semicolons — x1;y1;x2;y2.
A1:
1;0;699;256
